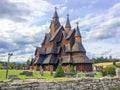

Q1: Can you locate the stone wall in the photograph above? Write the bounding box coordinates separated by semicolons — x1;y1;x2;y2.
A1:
0;78;120;90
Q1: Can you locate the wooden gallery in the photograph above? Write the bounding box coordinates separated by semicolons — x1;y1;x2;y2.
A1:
30;9;92;72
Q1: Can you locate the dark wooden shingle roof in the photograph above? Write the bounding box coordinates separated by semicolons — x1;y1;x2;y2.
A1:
72;56;92;63
72;43;86;52
66;29;75;40
50;26;63;41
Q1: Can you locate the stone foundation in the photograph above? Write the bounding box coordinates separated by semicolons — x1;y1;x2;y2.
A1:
0;78;120;90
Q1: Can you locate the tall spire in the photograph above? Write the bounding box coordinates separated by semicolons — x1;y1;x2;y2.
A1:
50;7;60;35
65;14;71;28
53;7;59;19
75;22;81;37
65;14;71;33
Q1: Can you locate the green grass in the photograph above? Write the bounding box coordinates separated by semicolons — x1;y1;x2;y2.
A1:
80;73;86;78
0;69;104;81
0;69;54;80
94;72;103;78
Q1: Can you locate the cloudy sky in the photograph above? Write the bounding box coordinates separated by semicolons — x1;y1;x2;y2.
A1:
0;0;120;63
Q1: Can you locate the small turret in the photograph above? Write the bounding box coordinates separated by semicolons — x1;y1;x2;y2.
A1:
50;7;60;35
65;14;71;33
75;22;81;43
53;7;59;21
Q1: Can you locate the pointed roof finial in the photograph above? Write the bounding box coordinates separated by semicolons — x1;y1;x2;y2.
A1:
55;7;57;11
65;14;71;28
75;22;81;37
53;7;58;19
76;22;78;25
67;14;69;17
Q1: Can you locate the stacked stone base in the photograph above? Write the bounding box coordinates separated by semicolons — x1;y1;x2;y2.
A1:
0;78;120;90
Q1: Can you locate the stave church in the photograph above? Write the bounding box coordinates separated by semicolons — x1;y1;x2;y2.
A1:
30;8;92;72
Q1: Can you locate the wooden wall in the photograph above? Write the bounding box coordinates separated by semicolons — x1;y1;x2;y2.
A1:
75;63;92;72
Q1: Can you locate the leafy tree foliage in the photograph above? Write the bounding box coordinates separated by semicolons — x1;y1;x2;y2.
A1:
91;56;119;64
113;60;116;66
26;59;30;69
70;66;76;74
104;65;116;75
54;64;64;78
0;64;2;69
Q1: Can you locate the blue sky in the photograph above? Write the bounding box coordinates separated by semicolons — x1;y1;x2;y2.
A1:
0;0;120;62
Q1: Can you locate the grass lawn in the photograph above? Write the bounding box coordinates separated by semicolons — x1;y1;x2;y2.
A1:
0;69;104;81
94;72;103;78
0;69;54;80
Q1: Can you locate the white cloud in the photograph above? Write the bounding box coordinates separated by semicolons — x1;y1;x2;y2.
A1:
0;0;120;63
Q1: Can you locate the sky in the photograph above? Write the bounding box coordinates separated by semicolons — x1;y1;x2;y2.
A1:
0;0;120;63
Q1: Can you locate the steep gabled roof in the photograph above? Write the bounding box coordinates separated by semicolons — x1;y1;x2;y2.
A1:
75;23;81;37
36;55;45;65
30;58;35;65
64;44;71;53
43;55;51;65
46;47;57;54
53;8;59;19
66;29;75;40
65;14;71;28
50;26;63;41
75;29;81;37
41;33;51;45
45;46;61;54
72;56;92;63
50;56;58;64
72;43;86;52
62;56;72;64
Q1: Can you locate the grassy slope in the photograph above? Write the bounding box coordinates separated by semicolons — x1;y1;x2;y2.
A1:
0;70;54;80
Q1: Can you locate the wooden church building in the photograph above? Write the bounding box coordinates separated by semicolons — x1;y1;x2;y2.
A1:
30;8;92;72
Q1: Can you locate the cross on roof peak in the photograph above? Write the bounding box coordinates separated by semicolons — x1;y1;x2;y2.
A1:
55;7;57;11
67;14;69;17
76;22;79;25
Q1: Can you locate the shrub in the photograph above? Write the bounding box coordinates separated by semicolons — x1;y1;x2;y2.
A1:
115;64;120;68
54;64;64;78
104;65;116;75
70;66;76;74
113;60;116;66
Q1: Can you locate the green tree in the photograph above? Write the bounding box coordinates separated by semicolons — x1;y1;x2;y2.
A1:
70;66;76;74
54;64;64;78
113;60;116;66
26;59;30;69
9;62;16;69
0;64;2;69
104;65;116;75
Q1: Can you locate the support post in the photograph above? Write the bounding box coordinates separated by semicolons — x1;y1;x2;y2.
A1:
6;53;13;79
40;65;43;76
50;65;53;76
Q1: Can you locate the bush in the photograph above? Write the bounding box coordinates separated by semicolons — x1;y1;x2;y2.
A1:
115;64;120;68
70;66;76;74
104;65;116;75
113;60;116;66
54;64;64;78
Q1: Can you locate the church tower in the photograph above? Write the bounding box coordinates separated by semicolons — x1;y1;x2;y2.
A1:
75;22;81;43
50;7;61;35
65;14;71;33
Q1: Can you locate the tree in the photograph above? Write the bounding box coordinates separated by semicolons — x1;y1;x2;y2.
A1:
104;65;116;75
70;66;76;74
113;60;116;66
0;64;2;69
9;62;16;69
54;64;64;78
26;59;30;69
